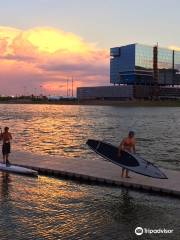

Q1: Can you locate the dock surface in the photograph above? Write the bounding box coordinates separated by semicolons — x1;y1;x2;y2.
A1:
9;151;180;197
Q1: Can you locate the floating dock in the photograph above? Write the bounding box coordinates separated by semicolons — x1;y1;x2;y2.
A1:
10;151;180;198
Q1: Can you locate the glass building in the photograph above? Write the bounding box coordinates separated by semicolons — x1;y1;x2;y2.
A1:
110;43;180;85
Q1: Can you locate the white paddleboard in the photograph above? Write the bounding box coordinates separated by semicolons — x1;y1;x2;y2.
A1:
0;163;38;177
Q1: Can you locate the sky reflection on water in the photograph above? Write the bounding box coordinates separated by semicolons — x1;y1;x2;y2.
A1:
0;104;180;171
0;173;179;240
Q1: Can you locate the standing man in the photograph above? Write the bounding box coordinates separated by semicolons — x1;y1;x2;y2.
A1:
0;127;12;166
118;131;136;178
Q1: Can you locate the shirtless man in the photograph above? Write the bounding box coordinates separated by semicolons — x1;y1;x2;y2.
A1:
0;127;12;165
118;131;136;178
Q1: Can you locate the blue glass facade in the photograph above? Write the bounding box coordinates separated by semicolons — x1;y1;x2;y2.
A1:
110;44;180;85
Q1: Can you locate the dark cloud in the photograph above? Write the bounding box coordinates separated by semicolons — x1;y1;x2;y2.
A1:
39;62;109;76
0;54;36;62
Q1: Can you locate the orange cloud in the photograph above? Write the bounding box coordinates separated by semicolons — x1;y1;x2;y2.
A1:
0;26;109;95
168;45;180;51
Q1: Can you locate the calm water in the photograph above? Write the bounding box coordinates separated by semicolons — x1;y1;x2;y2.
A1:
0;104;180;240
0;173;179;240
0;104;180;170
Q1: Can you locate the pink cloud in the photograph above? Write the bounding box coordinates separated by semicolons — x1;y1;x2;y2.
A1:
0;26;109;96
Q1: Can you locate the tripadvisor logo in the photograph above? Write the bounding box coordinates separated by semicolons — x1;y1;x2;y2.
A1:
135;227;173;235
135;227;143;236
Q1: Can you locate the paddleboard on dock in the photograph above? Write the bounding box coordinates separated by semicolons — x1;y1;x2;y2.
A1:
0;163;38;177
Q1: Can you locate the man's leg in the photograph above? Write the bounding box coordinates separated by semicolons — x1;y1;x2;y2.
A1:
3;154;6;164
125;170;130;178
121;168;125;177
6;154;10;166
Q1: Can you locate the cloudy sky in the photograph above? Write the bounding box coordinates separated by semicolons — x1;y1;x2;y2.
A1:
0;0;180;95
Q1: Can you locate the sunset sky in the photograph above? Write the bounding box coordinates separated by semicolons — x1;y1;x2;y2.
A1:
0;0;180;96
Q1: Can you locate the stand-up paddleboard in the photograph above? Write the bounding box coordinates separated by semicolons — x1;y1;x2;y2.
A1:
86;139;167;179
0;163;38;177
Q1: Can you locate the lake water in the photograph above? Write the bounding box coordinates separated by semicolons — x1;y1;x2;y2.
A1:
0;104;180;170
0;104;180;239
0;173;179;240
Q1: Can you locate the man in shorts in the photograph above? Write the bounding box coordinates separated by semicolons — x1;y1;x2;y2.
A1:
118;131;136;178
0;127;12;166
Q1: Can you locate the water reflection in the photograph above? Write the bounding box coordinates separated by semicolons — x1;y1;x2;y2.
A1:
107;189;138;238
1;172;11;199
0;174;179;240
0;104;180;171
117;189;135;216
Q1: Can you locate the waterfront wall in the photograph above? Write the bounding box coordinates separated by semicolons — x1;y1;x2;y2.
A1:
77;85;180;100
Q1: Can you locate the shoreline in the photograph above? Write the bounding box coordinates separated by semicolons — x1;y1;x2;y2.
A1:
1;99;180;107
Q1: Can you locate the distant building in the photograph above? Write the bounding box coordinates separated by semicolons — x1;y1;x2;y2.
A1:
77;85;180;100
77;85;133;100
47;96;63;100
110;43;180;85
77;43;180;100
